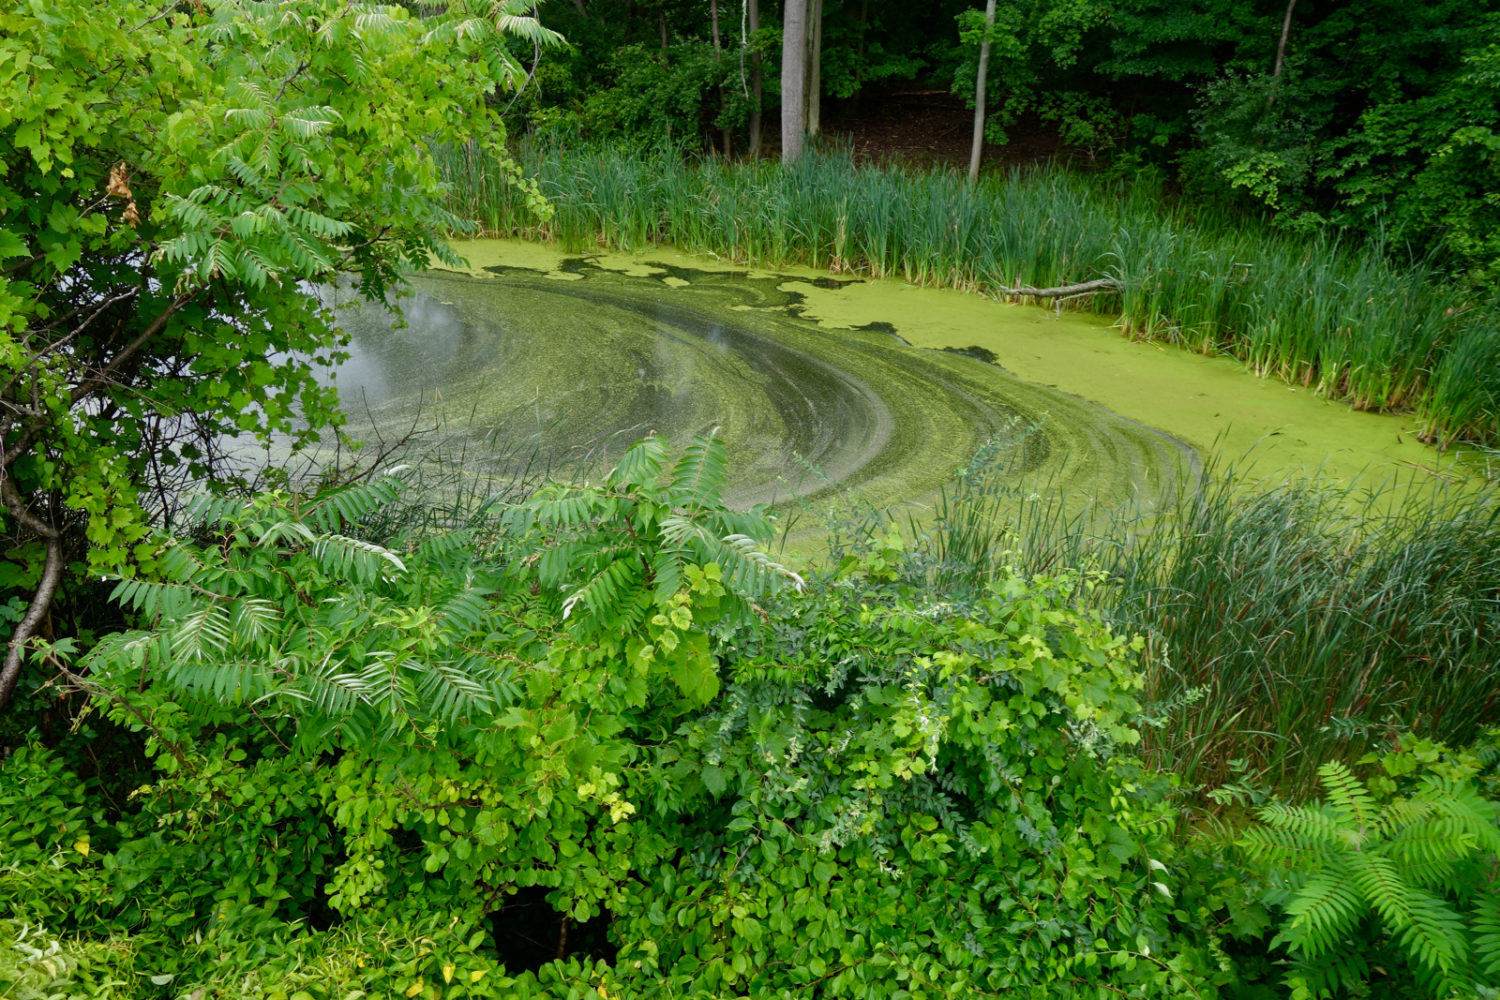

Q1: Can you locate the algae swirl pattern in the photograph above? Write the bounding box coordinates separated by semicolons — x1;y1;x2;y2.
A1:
328;257;1196;515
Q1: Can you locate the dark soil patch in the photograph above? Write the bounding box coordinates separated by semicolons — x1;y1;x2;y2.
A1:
762;89;1075;172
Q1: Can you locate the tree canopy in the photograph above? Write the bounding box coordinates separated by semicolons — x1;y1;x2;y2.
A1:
0;0;553;708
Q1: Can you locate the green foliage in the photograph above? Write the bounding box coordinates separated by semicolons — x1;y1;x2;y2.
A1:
954;0;1111;147
0;0;553;706
503;432;803;636
562;43;753;149
0;436;1237;997
799;429;1500;794
88;477;519;747
1238;742;1500;998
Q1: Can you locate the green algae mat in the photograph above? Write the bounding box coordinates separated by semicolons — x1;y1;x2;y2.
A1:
326;239;1473;519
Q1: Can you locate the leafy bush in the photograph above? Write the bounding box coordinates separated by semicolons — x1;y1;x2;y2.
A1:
562;43;753;150
0;436;1228;997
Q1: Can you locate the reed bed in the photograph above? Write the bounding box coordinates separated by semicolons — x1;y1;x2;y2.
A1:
868;432;1500;795
1113;471;1500;794
437;141;1500;449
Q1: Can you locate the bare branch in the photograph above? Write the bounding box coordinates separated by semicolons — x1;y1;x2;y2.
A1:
70;288;199;404
0;532;62;710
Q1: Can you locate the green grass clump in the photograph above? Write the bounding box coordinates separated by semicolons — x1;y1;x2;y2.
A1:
1113;469;1500;793
438;141;1500;449
829;429;1500;795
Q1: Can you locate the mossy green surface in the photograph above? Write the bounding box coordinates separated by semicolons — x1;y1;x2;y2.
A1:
788;275;1475;487
329;238;1473;528
331;241;1196;518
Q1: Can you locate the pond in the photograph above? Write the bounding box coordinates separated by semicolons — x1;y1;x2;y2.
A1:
319;240;1470;520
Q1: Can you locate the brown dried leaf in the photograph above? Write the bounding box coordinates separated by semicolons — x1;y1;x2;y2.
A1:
106;161;132;200
122;201;140;227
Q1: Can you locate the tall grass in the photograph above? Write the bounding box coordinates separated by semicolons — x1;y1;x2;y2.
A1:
437;141;1500;449
1115;470;1500;793
822;430;1500;795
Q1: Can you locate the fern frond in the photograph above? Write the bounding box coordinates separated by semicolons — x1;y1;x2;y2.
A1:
230;597;282;647
561;557;641;622
183;493;252;529
161;659;274;705
1382;825;1478;885
413;658;495;726
254;517;318;549
109;578;200;621
718;533;806;593
1250;802;1349;850
1422;778;1500;855
306;478;403;533
1282;864;1364;959
1473;889;1500;977
168;605;233;662
1351;852;1466;975
434;588;493;634
280;656;369;718
669;431;729;512
1319;761;1379;839
416;529;474;563
608;436;669;491
312;534;407;584
358;654;413;720
531;493;598;529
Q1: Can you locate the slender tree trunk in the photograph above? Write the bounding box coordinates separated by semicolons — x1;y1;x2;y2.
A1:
0;481;62;712
712;0;731;154
748;0;764;156
968;0;997;181
659;7;669;49
781;0;807;163
1269;0;1297;106
806;0;823;138
1273;0;1297;81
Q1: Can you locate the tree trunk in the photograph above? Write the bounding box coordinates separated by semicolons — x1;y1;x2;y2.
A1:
781;0;807;163
748;0;763;156
659;7;669;49
0;482;63;712
712;0;731;154
1269;0;1297;105
968;0;997;181
1008;277;1120;298
806;0;823;138
1273;0;1297;81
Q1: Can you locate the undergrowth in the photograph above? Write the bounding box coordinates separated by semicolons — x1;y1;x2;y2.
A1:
810;426;1500;796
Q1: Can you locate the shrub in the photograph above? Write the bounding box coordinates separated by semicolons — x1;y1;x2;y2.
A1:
0;436;1225;997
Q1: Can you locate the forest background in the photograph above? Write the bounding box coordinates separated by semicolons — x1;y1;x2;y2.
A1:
1;2;1499;999
512;0;1500;284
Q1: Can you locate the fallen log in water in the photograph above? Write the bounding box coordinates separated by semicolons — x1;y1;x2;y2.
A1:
1006;277;1122;313
1009;277;1121;299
